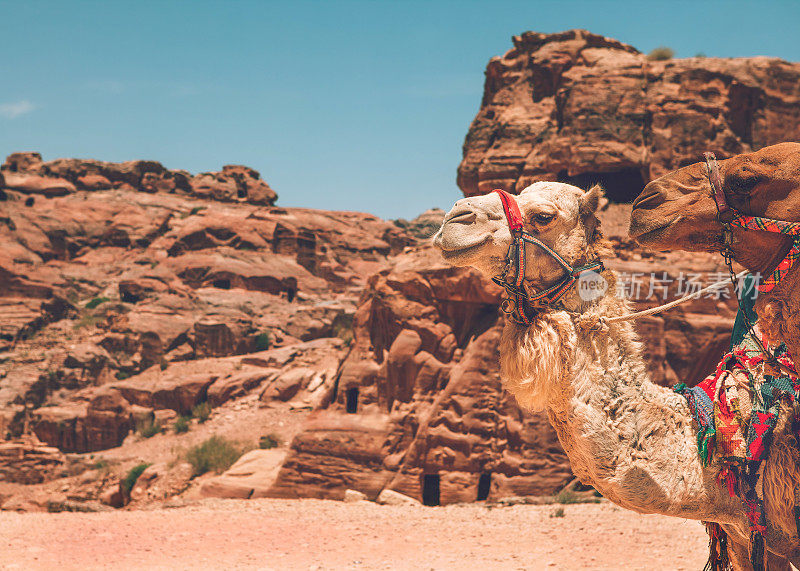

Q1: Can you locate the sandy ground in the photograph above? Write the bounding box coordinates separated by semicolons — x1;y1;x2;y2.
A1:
0;498;708;570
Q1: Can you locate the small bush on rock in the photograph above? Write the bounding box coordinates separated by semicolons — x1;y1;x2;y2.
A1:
73;312;103;331
192;402;211;423
122;462;152;494
259;434;280;449
137;419;161;438
555;488;600;505
186;436;243;476
85;296;111;310
254;332;271;351
647;46;674;61
174;416;190;433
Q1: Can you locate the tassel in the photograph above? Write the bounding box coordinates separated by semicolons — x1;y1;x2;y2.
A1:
704;523;731;571
750;532;765;571
697;428;715;466
717;467;737;497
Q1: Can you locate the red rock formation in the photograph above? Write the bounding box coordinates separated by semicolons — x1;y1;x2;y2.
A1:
0;152;277;206
458;29;800;201
0;154;415;452
0;435;65;484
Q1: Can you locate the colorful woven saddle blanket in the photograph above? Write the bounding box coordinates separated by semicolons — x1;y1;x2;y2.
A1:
675;329;800;569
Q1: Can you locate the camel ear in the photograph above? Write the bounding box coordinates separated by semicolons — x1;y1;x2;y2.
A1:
579;184;604;216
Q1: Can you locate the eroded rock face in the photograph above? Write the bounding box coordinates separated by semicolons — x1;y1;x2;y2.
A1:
0;153;277;206
458;29;800;201
0;154;415;452
0;435;65;484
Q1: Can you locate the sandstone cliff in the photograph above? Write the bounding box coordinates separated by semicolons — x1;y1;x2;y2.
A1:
0;152;413;455
458;29;800;200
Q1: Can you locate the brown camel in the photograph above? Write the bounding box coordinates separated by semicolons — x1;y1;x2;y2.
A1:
434;181;800;570
629;142;800;362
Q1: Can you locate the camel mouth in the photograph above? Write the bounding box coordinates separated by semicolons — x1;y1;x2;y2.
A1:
630;223;672;243
443;210;474;224
628;215;681;245
436;236;491;260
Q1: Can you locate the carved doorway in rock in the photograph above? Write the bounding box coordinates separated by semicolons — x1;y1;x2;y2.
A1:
345;387;359;413
476;472;491;501
422;473;440;506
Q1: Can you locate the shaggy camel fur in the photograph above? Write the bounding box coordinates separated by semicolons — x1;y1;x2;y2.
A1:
434;182;800;570
630;142;800;363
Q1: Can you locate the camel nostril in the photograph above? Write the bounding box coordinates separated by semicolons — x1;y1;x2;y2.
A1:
632;186;665;210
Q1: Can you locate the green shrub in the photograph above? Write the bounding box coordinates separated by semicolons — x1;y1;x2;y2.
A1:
174;416;190;434
73;313;103;331
555;489;579;504
180;206;206;219
115;370;132;381
185;436;243;476
555;488;601;505
137;419;161;438
192;401;211;423
647;46;674;61
91;458;111;471
121;462;152;494
332;313;354;345
551;507;565;518
259;434;280;449
85;296;111;310
254;332;271;351
159;358;169;371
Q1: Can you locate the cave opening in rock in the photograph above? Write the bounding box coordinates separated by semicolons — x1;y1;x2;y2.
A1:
558;167;646;203
212;278;231;289
476;472;492;501
422;473;440;506
345;387;359;413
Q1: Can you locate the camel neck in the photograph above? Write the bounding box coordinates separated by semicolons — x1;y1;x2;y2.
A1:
501;309;736;521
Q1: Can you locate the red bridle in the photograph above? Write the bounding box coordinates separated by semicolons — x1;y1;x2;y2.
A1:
491;189;604;325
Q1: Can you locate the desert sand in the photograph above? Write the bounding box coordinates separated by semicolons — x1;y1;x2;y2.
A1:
0;499;708;570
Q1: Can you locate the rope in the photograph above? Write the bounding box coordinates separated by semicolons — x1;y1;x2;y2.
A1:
593;270;749;326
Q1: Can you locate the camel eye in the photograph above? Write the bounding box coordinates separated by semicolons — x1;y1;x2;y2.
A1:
726;167;762;197
534;213;555;224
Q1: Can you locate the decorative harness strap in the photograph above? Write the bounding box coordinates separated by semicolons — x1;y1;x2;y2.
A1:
491;189;604;325
730;215;800;292
705;152;800;293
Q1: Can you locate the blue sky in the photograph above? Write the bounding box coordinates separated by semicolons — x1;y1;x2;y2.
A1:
2;0;799;219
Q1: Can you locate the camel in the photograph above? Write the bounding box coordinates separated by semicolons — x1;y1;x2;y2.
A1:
433;181;800;570
629;142;800;362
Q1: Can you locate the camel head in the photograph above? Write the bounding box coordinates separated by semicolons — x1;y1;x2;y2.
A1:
433;181;604;288
434;182;607;411
629;142;800;275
